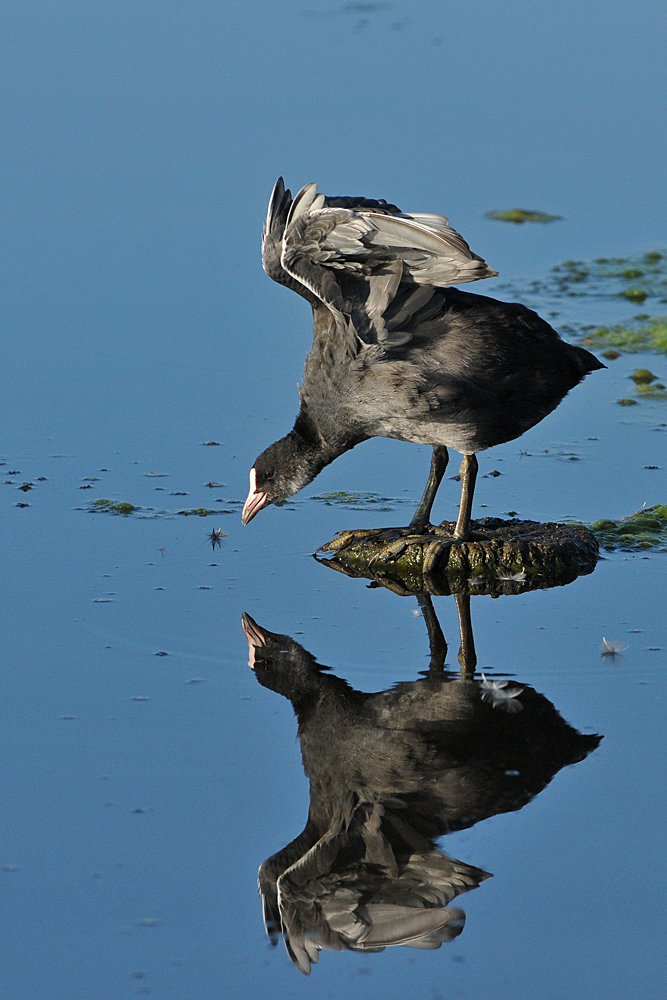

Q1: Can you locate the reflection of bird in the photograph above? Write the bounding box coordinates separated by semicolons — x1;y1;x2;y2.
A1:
242;179;604;543
241;609;600;973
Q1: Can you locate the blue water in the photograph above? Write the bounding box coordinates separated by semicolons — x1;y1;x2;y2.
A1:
1;3;666;997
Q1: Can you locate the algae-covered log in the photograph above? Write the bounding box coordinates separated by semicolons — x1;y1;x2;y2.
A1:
316;518;599;597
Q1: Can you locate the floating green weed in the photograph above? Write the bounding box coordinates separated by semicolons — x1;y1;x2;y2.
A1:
591;505;667;551
177;507;218;517
485;208;562;224
579;317;667;354
311;490;410;511
636;384;667;399
89;499;137;515
86;499;231;518
499;249;667;310
551;252;667;300
620;288;647;303
630;368;658;384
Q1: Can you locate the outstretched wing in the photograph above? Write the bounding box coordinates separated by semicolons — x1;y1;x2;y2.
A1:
261;176;295;288
261;177;405;298
262;178;497;349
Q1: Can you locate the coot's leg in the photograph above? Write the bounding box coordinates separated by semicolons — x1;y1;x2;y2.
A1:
453;454;478;541
455;592;477;678
410;445;449;529
416;593;448;672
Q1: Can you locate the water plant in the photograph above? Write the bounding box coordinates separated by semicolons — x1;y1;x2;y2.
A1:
579;317;667;355
311;490;410;510
89;498;137;515
591;505;667;551
485;208;562;224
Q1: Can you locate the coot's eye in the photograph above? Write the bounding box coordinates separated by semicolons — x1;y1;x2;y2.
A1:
264;470;274;481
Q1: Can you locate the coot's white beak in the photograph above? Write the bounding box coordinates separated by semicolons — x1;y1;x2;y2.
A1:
241;468;268;525
241;612;266;670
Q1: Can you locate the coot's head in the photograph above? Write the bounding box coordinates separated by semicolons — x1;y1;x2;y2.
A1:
241;612;322;702
242;433;324;524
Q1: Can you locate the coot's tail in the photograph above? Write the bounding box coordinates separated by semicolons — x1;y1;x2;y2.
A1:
568;343;607;377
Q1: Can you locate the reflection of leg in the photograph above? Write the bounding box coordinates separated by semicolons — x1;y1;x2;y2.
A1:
453;454;478;541
410;445;449;529
455;592;477;678
417;594;447;672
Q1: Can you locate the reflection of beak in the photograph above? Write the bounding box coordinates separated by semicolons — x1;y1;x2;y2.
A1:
241;612;266;648
241;612;266;670
241;468;268;525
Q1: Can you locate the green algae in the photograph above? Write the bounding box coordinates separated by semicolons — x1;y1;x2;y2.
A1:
485;208;562;224
86;499;229;518
311;490;410;511
579;317;667;354
620;288;648;303
89;499;137;515
621;269;644;280
499;249;667;312
176;507;218;517
591;505;667;552
636;384;667;399
630;369;658;384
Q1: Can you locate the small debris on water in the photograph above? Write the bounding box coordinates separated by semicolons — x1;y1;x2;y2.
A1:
208;527;227;551
480;675;523;712
601;637;628;658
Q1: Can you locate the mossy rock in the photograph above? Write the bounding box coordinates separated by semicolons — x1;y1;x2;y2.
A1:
316;518;599;597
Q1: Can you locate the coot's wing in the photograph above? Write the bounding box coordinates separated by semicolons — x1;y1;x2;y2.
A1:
261;177;300;291
278;182;497;347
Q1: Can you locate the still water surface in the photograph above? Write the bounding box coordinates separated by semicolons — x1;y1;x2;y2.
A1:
1;3;666;998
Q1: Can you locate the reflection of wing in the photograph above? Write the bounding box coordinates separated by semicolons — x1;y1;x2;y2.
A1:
261;177;498;353
261;799;490;975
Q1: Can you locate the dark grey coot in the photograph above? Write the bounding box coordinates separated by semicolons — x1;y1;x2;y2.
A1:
241;610;600;973
242;179;605;541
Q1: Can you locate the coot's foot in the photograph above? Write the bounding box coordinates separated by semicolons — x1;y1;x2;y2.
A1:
367;525;492;575
317;523;492;577
313;527;388;554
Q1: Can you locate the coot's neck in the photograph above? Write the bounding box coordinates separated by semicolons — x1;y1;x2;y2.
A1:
291;403;361;469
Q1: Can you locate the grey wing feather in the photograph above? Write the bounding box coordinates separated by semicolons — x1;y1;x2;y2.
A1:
261;176;296;288
263;179;497;355
359;905;465;949
277;181;496;347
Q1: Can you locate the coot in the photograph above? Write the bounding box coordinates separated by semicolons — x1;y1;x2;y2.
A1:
242;179;604;543
242;606;600;973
